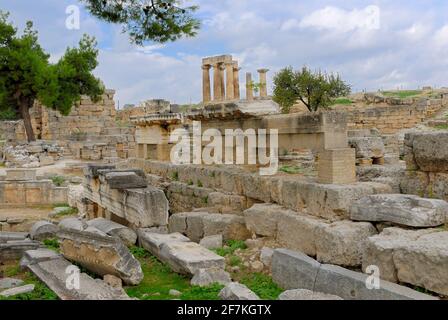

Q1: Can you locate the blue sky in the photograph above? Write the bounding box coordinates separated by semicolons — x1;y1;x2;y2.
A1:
1;0;448;107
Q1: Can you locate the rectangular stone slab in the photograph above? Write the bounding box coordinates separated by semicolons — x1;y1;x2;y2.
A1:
138;230;190;258
104;171;148;189
351;194;448;227
0;240;42;261
27;258;131;300
159;241;225;275
0;232;29;243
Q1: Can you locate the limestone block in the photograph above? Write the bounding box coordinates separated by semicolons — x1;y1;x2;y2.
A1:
57;228;143;285
278;289;343;300
87;218;137;246
315;221;377;267
272;249;321;291
159;241;225;275
0;278;24;290
104;171;148;189
30;221;59;241
351;194;448;227
218;282;260;300
202;214;251;241
138;230;190;258
318;148;356;184
0;284;35;297
348;136;385;159
19;248;62;269
58;218;87;232
191;267;232;287
410;132;448;172
199;235;223;250
0;231;29;243
5;169;36;181
0;240;42;261
243;203;282;237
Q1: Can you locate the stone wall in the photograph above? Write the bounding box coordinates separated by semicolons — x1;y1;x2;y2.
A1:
346;100;445;134
400;131;448;201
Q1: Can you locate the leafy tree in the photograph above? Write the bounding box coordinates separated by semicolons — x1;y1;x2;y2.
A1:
0;12;104;141
81;0;200;45
273;66;351;113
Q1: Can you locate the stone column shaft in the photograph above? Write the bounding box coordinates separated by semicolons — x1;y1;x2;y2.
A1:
233;64;241;100
213;63;223;101
202;65;211;103
225;63;235;100
258;69;269;98
246;72;254;101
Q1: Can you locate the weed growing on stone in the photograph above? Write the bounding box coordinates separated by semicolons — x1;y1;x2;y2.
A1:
43;238;60;252
279;165;303;174
50;176;66;187
171;171;179;181
213;240;247;257
197;180;203;187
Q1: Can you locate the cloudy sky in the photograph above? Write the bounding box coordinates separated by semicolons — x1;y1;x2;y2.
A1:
1;0;448;107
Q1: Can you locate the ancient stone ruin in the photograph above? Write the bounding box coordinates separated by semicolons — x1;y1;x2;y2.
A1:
1;54;448;302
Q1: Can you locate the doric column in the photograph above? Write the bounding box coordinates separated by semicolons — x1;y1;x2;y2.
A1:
220;63;226;100
233;62;241;100
225;62;235;100
202;64;211;103
246;72;254;101
257;69;269;98
213;63;223;101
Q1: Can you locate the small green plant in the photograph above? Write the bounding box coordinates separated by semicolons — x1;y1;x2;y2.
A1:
434;124;448;130
43;238;60;252
130;246;150;259
51;176;66;187
0;106;18;120
197;180;203;187
187;179;194;186
202;196;208;204
279;165;303;174
53;207;78;217
214;240;247;257
171;171;179;181
239;273;283;300
229;255;242;267
210;172;216;178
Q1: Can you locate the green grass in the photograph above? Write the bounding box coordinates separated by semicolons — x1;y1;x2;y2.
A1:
238;273;283;300
52;207;79;217
381;90;423;99
171;171;179;181
228;255;242;267
197;180;203;188
279;165;303;174
331;98;353;105
125;247;223;300
43;238;60;252
50;175;66;187
0;263;58;300
434;124;448;130
213;240;247;257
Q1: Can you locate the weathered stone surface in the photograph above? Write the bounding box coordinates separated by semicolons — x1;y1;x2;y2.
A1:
202;214;250;241
191;267;232;287
104;171;147;189
0;231;29;243
0;240;42;261
351;194;448;227
87;218;137;246
348;136;385;159
315;221;377;267
58;218;87;232
138;230;190;258
20;248;62;269
218;282;260;300
277;210;328;256
159;241;225;275
244;203;281;237
199;235;223;250
363;227;448;296
5;169;36;181
0;278;24;290
57;228;143;285
272;249;321;291
407;132;448;172
104;274;122;289
260;247;274;268
278;289;343;300
30;221;59;241
0;284;35;297
314;264;437;300
27;257;131;300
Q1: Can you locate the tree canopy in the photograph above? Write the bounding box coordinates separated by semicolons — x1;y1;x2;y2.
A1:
273;66;351;113
0;11;104;141
81;0;200;45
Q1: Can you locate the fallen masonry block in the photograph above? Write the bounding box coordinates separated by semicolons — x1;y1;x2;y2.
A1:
5;169;37;181
0;231;29;243
87;218;137;246
0;278;24;290
314;264;438;300
272;249;321;291
271;248;438;300
199;235;223;250
20;248;62;269
159;241;225;275
219;282;260;300
104;171;148;189
363;227;448;296
351;194;448;227
138;230;190;258
27;257;131;300
57;228;143;285
84;164;116;178
278;289;343;300
58;218;87;232
0;284;35;297
244;203;282;237
191;267;232;287
0;240;42;261
30;221;59;241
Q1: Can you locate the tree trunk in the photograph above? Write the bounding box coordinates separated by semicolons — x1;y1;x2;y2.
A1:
18;99;36;142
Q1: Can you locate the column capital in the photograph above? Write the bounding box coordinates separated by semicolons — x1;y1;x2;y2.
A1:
257;68;270;73
202;64;212;70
